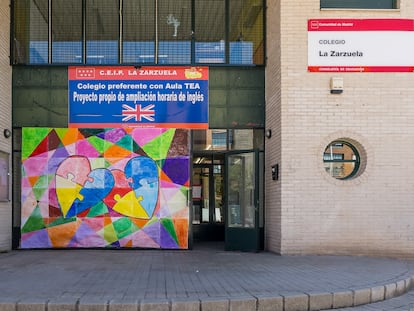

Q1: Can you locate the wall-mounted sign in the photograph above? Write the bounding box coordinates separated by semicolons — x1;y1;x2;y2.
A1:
69;66;208;128
308;19;414;72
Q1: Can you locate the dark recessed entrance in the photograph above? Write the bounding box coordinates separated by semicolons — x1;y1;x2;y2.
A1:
192;153;225;243
191;129;265;251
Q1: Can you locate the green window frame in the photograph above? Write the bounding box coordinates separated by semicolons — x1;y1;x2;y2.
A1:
323;141;360;180
12;0;265;66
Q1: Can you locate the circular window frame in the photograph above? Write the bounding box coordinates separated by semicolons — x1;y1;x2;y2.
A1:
323;140;360;180
321;136;368;183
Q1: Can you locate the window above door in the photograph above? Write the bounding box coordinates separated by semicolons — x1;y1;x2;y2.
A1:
321;0;399;9
192;129;264;152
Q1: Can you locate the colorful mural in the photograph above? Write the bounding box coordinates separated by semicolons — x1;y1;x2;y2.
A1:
20;127;190;249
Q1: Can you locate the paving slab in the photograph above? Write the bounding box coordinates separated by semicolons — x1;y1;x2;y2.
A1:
0;245;412;311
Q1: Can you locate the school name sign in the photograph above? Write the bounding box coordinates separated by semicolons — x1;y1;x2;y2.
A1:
308;19;414;72
69;66;208;128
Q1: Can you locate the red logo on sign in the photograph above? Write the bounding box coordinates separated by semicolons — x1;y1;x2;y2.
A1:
76;68;95;79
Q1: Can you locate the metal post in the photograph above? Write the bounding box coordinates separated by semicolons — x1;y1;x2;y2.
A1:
155;0;158;64
119;0;123;63
48;0;52;63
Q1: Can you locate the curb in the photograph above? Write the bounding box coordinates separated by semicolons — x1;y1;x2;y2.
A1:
0;275;412;311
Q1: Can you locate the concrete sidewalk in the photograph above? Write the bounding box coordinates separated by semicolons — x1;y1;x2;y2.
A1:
0;245;413;311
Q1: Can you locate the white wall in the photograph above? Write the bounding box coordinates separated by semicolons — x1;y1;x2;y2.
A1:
266;0;414;258
0;0;12;251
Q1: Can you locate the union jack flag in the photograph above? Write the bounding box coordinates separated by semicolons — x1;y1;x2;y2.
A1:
121;104;155;122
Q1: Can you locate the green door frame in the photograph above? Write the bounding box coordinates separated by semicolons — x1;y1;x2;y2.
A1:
224;149;263;251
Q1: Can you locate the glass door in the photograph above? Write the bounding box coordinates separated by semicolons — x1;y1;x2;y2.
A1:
225;150;263;251
192;162;225;242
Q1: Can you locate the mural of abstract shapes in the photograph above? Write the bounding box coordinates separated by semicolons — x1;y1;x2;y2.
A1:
66;167;115;218
21;127;190;249
120;156;159;218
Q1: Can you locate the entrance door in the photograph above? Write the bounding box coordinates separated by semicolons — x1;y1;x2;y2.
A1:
192;162;224;242
225;150;263;251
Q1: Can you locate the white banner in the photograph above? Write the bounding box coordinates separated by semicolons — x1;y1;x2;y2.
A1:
308;19;414;72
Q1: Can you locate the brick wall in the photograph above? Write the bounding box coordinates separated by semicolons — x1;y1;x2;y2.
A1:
0;0;12;251
266;0;414;257
265;0;282;252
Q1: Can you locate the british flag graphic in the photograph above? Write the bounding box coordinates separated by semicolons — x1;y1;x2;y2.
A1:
121;104;156;122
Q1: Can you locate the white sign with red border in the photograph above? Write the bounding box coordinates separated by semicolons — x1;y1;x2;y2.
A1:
308;19;414;72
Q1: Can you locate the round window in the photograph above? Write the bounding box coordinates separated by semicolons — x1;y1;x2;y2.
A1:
323;140;360;180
